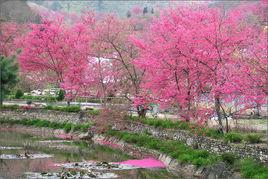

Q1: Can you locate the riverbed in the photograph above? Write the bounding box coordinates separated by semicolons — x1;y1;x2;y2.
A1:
0;129;177;178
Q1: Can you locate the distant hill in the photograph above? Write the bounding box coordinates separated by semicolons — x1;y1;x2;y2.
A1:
0;0;40;23
29;0;186;17
28;1;243;18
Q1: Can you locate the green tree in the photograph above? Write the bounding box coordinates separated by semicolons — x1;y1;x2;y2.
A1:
0;55;18;106
56;89;65;101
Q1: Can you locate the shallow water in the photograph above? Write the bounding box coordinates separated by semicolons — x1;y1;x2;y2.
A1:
0;130;177;178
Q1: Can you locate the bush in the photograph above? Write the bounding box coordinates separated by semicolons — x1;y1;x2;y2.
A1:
26;100;32;105
15;89;24;99
221;153;237;165
87;108;100;116
64;123;73;133
245;134;262;144
224;132;243;143
56;90;65;101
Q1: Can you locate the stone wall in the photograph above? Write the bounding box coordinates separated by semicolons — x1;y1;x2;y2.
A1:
114;121;268;163
0;109;92;123
1;109;267;163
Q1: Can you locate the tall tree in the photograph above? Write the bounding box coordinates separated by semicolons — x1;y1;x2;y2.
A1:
0;55;18;106
132;2;267;130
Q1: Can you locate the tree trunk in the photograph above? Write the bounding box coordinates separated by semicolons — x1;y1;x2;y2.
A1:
137;105;147;118
215;97;224;133
0;97;3;107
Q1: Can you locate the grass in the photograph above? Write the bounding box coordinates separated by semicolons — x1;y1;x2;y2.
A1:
126;116;265;143
0;104;20;110
224;132;243;143
239;159;268;179
127;116;224;139
106;129;268;178
45;105;81;112
86;108;100;116
245;133;262;144
106;129;219;167
0;118;93;133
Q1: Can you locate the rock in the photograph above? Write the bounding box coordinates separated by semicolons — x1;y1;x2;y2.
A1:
203;162;233;179
194;167;204;177
186;138;194;146
78;132;93;140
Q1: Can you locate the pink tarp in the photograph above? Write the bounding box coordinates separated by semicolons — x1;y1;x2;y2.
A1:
114;158;166;168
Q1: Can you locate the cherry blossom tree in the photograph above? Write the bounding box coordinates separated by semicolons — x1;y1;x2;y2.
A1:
132;2;267;131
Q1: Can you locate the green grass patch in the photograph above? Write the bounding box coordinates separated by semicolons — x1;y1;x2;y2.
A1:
106;129;219;167
44;105;81;112
224;132;243;143
239;159;268;179
0;104;20;110
126;116;224;139
0;118;93;133
86;108;100;116
245;134;262;144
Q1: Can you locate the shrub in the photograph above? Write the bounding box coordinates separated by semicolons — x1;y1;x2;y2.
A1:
245;134;262;144
87;108;100;116
26;100;32;105
224;132;243;143
221;153;237;165
204;128;224;139
15;89;24;99
64;123;73;133
56;90;65;101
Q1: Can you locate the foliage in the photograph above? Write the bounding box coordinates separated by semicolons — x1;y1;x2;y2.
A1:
0;55;18;106
245;134;262;144
239;159;268;179
106;129;219;167
86;108;100;116
14;89;24;99
221;153;237;165
56;89;65;101
127;116;224;139
0;118;93;133
224;132;243;143
44;105;81;112
0;104;20;110
131;1;267;130
21;95;57;102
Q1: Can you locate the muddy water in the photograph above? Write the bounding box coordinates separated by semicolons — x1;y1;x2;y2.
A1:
0;130;177;179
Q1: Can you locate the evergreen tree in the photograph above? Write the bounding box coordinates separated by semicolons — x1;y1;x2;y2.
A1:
0;55;18;106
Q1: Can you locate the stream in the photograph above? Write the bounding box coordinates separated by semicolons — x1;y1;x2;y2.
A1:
0;129;177;178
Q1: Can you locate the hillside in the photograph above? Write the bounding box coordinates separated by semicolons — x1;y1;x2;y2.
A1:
0;0;40;23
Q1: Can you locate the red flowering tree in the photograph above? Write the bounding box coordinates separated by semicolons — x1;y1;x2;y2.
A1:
132;2;267;131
